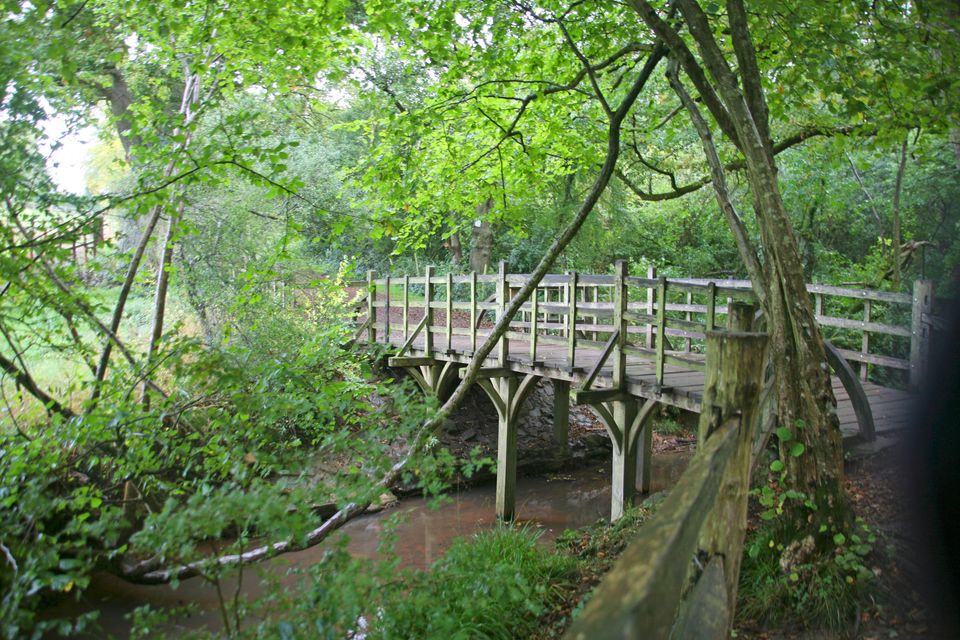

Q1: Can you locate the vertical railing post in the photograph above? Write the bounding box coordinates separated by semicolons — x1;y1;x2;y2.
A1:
445;272;453;353
613;260;628;389
706;281;717;332
497;261;509;365
655;276;667;385
469;271;477;353
383;275;391;343
367;269;376;343
861;299;871;381
567;271;579;368
646;266;656;348
402;275;410;341
685;291;693;352
697;325;767;629
424;265;434;354
726;301;755;332
529;284;539;362
910;279;934;391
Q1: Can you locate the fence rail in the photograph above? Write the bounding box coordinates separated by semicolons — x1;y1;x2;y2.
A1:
349;266;932;390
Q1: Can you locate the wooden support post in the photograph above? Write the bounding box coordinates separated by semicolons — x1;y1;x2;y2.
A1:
476;373;539;521
697;328;767;627
610;400;639;521
646;266;656;348
567;271;578;368
552;379;570;453
496;375;519;521
402;275;410;341
910;279;933;391
685;292;693;352
726;301;755;332
469;271;477;353
383;275;391;343
497;261;509;365
814;292;823;318
445;272;453;353
613;260;628;389
590;286;600;340
424;265;434;354
706;281;717;332
367;270;376;343
861;299;871;382
529;285;539;362
636;411;654;494
655;277;667;385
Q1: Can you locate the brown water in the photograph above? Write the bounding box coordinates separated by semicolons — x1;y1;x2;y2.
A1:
48;452;691;638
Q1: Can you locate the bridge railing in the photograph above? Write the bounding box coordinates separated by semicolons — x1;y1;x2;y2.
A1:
349;265;932;390
564;328;768;640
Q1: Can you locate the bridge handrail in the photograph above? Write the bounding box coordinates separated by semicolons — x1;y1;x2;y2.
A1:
564;329;767;640
355;265;932;389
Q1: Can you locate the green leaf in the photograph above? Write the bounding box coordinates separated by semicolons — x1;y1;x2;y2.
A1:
789;443;806;457
775;427;793;442
833;533;847;546
770;459;784;472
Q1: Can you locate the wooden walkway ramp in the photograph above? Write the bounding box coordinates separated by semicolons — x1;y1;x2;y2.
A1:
353;262;931;520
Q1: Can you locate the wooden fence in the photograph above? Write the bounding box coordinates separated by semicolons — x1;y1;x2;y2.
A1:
349;265;934;391
563;328;767;639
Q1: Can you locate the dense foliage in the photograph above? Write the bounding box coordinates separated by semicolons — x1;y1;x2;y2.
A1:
1;0;957;637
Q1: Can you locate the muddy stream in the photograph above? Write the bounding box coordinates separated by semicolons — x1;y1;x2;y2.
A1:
49;452;691;637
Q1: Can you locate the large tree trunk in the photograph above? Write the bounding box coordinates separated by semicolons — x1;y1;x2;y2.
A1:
470;198;495;273
635;0;848;530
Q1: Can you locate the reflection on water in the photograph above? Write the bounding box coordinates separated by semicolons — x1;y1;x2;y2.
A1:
48;451;692;637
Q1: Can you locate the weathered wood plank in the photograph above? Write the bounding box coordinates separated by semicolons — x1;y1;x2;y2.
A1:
564;419;739;640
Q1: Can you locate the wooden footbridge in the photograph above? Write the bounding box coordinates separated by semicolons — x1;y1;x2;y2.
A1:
351;262;933;522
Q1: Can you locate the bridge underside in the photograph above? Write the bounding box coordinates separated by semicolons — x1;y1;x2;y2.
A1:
380;330;915;521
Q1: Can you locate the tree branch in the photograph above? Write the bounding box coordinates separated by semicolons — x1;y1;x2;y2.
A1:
0;351;75;420
121;44;667;587
666;57;767;305
618;124;866;202
726;0;771;148
629;0;741;147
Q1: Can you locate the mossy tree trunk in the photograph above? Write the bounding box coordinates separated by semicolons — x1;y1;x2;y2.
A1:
633;0;848;530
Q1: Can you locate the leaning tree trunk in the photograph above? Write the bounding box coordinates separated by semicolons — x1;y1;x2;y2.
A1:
634;0;848;532
747;151;847;526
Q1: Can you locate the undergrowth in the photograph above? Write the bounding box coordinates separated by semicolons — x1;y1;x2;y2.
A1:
737;519;877;633
235;524;578;640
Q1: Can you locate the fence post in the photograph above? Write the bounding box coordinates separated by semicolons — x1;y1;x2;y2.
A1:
424;265;434;354
567;271;579;368
402;275;410;341
613;260;628;389
655;276;667;385
861;299;871;382
726;301;755;332
470;271;477;353
696;322;767;629
529;284;539;362
497;261;509;365
367;270;376;343
646;266;656;348
383;275;391;342
706;282;717;332
910;279;933;391
446;272;453;353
